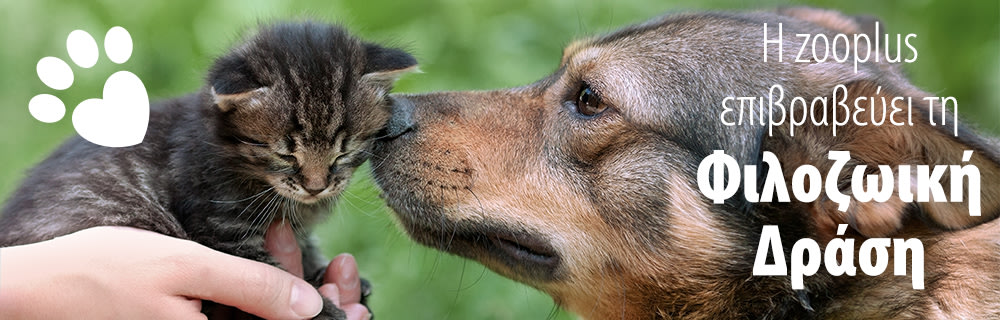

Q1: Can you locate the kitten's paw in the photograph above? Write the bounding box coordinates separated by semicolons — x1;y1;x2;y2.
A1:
305;262;373;319
29;27;149;148
312;298;348;320
359;277;373;307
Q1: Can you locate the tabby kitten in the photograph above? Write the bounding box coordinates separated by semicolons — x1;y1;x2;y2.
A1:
0;22;416;319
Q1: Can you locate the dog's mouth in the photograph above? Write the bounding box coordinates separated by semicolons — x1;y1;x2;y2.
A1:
370;114;563;283
391;206;563;283
488;231;559;269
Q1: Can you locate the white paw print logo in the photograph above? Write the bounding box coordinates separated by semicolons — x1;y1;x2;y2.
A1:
29;27;149;148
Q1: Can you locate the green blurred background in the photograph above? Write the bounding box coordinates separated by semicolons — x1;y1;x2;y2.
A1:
0;0;996;319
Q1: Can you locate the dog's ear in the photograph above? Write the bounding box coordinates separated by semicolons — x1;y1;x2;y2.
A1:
776;7;879;39
769;80;1000;238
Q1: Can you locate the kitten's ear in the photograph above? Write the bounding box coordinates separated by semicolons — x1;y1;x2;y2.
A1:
208;54;266;112
362;44;418;84
210;87;269;112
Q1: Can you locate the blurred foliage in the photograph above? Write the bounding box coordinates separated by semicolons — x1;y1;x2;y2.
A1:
0;0;996;319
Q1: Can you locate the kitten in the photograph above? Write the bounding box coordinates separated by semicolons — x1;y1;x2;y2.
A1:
0;22;416;319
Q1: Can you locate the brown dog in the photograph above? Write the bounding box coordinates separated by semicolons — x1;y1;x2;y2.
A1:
373;8;1000;319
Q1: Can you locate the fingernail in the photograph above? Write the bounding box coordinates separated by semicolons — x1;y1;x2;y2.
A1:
338;254;359;290
290;281;323;318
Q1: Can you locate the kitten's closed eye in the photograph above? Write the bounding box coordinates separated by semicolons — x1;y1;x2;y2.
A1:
277;154;297;165
237;136;268;146
334;153;348;164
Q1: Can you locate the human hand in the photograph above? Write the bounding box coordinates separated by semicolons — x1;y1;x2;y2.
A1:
265;222;371;320
0;226;325;320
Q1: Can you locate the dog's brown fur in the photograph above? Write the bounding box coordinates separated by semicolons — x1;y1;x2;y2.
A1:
373;8;1000;319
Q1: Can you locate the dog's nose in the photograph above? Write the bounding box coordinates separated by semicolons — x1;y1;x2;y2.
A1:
384;96;415;138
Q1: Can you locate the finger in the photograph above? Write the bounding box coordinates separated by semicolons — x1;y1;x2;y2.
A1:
342;303;371;320
318;283;341;307
162;296;209;320
265;221;304;278
175;243;323;320
325;253;361;306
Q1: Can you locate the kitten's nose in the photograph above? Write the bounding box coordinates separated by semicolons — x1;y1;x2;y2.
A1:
302;174;327;196
304;186;325;196
384;96;415;139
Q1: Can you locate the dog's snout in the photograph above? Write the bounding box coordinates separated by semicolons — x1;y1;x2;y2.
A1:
384;96;416;138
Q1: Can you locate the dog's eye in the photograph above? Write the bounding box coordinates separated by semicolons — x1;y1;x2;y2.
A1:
574;84;607;117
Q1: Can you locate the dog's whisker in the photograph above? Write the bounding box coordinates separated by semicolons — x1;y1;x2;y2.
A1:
546;302;562;320
443;259;468;320
588;260;610;319
441;186;466;254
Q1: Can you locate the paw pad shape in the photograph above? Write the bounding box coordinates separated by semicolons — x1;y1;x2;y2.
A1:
29;27;149;148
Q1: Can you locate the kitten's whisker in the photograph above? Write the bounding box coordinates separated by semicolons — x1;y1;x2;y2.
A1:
281;197;296;234
261;191;283;228
248;197;280;248
357;149;386;162
241;191;279;243
278;196;298;238
262;195;282;239
358;150;391;172
255;192;283;240
289;198;309;238
338;189;362;211
210;186;275;203
281;197;295;236
344;186;384;207
279;196;287;226
199;140;224;148
233;187;273;222
234;191;272;250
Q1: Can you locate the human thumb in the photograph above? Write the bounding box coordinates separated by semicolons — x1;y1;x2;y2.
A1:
175;242;323;319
